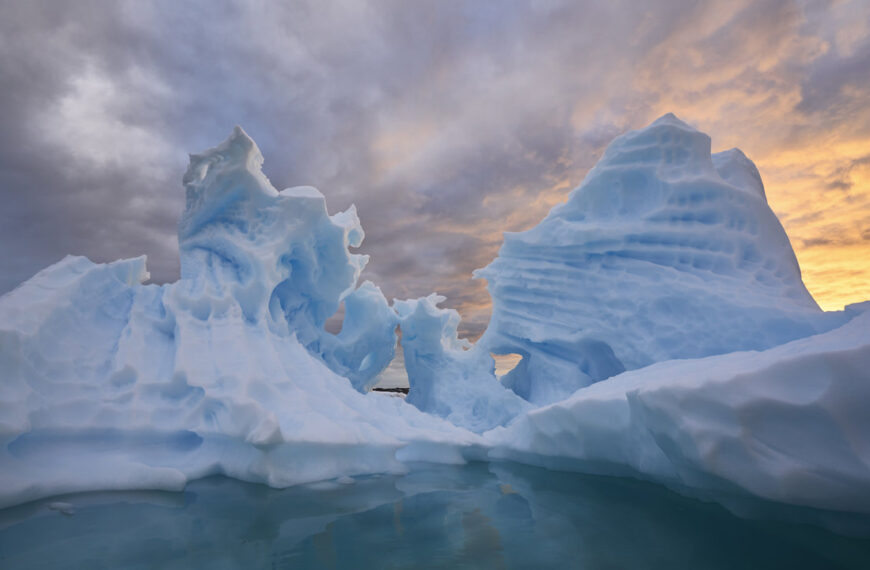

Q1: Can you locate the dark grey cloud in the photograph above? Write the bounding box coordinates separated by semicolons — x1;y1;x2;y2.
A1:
1;0;869;334
798;32;870;117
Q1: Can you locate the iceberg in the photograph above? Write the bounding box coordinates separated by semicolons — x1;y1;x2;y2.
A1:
179;127;398;393
467;113;845;406
394;114;870;512
1;115;868;519
0;128;481;509
488;302;870;513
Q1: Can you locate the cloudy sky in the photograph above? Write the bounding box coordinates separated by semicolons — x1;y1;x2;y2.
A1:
1;0;868;337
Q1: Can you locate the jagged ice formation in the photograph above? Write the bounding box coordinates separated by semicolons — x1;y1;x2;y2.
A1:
0;128;482;508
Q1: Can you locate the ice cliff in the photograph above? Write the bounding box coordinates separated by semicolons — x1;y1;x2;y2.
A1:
1;116;868;518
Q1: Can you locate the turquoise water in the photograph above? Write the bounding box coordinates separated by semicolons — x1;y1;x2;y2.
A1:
2;463;870;569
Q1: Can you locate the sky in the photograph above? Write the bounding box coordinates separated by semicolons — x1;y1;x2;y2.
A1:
1;0;868;338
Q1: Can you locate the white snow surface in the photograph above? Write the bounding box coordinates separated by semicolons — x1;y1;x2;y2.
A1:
1;116;869;516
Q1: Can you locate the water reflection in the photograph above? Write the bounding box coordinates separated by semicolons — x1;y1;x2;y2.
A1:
1;463;870;569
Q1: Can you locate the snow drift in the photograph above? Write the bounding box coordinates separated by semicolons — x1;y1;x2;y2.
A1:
1;116;868;518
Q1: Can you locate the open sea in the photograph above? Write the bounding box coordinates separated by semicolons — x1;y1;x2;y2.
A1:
2;462;870;569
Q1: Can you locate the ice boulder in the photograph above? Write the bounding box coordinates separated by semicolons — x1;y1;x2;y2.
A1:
469;113;847;405
0;128;484;508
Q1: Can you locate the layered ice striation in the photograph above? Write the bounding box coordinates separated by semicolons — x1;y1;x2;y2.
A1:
0;128;481;508
404;113;847;414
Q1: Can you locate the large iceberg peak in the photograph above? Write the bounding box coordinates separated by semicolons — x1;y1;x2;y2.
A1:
591;112;714;182
173;127;399;391
476;114;846;403
404;114;848;411
182;125;266;191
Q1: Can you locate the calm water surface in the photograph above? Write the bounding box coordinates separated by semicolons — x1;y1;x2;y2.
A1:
2;462;870;569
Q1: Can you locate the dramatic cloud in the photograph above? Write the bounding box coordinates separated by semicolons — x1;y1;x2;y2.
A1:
1;0;868;337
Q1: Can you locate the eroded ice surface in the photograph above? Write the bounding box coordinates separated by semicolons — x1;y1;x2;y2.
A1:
395;295;530;433
396;114;850;435
179;128;397;393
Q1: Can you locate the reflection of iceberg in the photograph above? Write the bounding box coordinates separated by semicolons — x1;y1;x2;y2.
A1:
3;465;868;567
1;116;869;519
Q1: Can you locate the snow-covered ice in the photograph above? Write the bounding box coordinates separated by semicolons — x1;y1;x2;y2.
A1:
1;115;868;517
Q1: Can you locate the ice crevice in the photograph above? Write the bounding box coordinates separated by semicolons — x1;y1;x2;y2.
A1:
1;116;869;518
